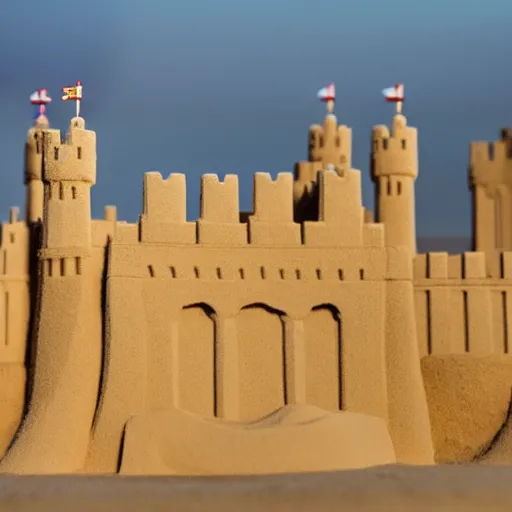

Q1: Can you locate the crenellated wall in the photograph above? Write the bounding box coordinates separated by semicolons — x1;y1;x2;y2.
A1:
139;170;383;248
82;166;435;472
414;251;512;357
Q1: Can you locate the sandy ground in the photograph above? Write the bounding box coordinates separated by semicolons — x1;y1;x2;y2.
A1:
1;465;512;511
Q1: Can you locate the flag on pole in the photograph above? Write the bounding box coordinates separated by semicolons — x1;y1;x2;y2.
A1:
62;80;83;101
317;83;336;102
382;83;404;103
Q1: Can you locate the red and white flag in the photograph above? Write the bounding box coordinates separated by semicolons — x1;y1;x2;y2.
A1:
382;83;404;102
317;83;335;102
62;80;83;101
30;88;52;105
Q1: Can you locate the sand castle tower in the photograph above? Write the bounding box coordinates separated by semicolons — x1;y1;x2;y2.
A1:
371;114;418;254
293;110;352;220
0;117;103;473
469;128;512;258
24;118;49;224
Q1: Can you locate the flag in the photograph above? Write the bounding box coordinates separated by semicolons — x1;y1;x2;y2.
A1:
382;83;404;102
62;80;83;101
317;83;335;102
30;88;52;105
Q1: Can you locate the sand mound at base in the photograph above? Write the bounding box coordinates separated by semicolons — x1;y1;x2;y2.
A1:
421;354;512;463
120;404;396;475
477;401;512;465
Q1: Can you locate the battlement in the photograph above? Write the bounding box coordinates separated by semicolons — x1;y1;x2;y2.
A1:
413;251;512;280
469;138;512;189
371;116;418;180
413;252;489;280
42;117;96;185
137;168;371;247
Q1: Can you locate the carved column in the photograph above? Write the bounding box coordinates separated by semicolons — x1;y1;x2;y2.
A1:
215;315;240;420
283;315;307;404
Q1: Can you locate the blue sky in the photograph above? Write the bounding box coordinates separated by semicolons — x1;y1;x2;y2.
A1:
0;0;509;235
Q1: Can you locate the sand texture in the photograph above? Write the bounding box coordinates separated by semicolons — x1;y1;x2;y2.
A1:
0;364;25;457
421;355;512;463
120;404;396;475
1;465;512;511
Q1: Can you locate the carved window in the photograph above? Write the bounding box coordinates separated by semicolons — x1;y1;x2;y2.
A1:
401;139;407;149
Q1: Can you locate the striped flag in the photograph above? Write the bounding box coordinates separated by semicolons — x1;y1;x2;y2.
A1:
317;83;335;102
382;83;404;102
62;80;83;101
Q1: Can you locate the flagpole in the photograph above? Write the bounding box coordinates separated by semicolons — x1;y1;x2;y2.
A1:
76;99;80;118
326;99;334;114
396;100;403;115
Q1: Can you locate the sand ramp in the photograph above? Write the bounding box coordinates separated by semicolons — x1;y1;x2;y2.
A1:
120;404;396;475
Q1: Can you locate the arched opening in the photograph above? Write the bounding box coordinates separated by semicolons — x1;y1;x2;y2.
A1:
178;303;216;417
237;303;286;420
304;304;342;410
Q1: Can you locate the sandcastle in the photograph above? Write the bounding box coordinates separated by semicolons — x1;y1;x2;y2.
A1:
0;100;512;476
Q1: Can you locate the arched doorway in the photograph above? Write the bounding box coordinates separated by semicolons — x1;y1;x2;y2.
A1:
304;304;342;411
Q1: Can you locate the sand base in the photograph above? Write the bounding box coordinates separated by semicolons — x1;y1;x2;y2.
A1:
1;465;512;511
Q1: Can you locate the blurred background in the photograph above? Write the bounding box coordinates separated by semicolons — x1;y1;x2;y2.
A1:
0;0;508;236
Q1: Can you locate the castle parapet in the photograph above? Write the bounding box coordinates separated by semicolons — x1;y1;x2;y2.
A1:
413;252;487;280
371;116;418;179
413;251;512;358
134;169;374;248
42;118;96;185
140;172;195;244
470;129;512;189
303;169;363;246
248;173;300;245
197;174;247;245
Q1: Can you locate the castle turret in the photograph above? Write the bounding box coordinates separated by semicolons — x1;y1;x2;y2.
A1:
24;127;46;224
42;117;96;250
0;117;102;473
469;128;512;258
371;114;418;254
293;113;352;221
